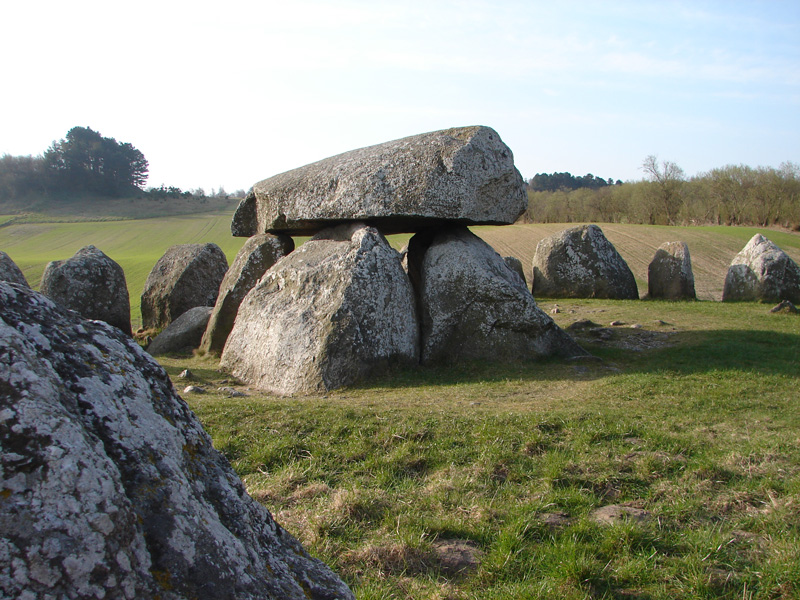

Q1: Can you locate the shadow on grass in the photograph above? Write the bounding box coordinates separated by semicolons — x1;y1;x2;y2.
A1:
356;328;800;391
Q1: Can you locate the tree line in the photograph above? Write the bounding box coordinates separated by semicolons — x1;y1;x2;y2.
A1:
528;171;623;192
523;157;800;229
1;127;149;199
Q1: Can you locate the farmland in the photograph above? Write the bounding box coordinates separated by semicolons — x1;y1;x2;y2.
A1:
2;209;800;598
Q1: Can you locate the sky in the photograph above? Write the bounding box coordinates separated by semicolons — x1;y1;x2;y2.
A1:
1;0;798;193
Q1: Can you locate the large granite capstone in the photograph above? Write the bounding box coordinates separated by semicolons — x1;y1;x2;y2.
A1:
231;126;526;236
0;282;354;600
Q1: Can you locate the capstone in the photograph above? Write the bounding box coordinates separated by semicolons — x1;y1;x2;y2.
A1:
231;126;526;236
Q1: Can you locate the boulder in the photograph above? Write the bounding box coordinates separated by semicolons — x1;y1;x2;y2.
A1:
647;241;696;300
146;306;213;356
503;255;527;286
531;224;639;299
200;233;294;355
220;223;419;395
0;282;354;600
722;234;800;303
411;226;587;364
141;243;229;330
0;250;29;287
39;245;131;335
231;126;526;236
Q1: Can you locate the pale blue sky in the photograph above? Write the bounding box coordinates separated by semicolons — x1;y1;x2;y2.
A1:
1;0;798;192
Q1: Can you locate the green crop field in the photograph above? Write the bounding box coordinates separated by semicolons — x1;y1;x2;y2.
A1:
2;206;800;598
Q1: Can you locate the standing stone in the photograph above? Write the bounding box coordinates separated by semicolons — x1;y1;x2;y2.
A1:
146;306;213;356
531;224;639;299
503;255;527;286
0;282;354;600
200;233;294;355
231;126;527;236
722;234;800;303
411;226;587;365
647;241;696;300
141;243;228;330
221;223;419;395
40;245;132;335
0;250;29;287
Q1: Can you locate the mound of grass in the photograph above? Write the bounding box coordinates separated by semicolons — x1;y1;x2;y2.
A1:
163;299;800;599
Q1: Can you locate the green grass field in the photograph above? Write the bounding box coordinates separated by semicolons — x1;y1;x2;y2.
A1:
2;207;799;597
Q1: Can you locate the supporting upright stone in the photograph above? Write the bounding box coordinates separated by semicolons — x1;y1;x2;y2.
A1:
232;126;526;236
200;233;294;355
220;223;419;395
411;226;586;365
0;250;29;287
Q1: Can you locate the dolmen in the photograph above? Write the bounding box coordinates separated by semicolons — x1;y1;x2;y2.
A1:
647;241;696;300
723;234;800;303
219;126;586;395
0;282;354;599
531;224;639;299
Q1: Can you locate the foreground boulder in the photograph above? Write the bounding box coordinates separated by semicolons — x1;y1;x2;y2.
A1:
412;226;587;364
39;244;132;334
647;241;696;300
0;250;29;287
531;225;639;299
141;243;229;330
200;233;294;355
147;306;213;356
231;126;527;236
0;282;354;600
221;223;419;395
722;234;800;303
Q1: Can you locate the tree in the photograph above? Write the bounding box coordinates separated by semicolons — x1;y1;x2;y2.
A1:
641;155;686;225
44;126;149;196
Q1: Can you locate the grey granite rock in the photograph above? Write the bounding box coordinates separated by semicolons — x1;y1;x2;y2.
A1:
722;234;800;303
146;306;213;356
141;243;228;330
0;282;354;600
0;250;29;287
39;245;131;334
200;233;294;355
220;223;419;395
531;224;639;299
647;241;696;300
412;226;587;364
232;126;526;236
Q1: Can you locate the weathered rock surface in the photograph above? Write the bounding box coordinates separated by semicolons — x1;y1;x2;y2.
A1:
146;306;213;356
722;234;800;303
39;245;131;335
531;224;639;299
221;223;419;395
141;243;229;330
412;226;587;364
200;233;294;355
647;241;696;300
231;126;527;236
503;255;527;286
0;282;354;600
0;251;29;287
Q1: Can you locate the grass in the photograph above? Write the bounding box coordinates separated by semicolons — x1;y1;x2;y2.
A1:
161;299;800;599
